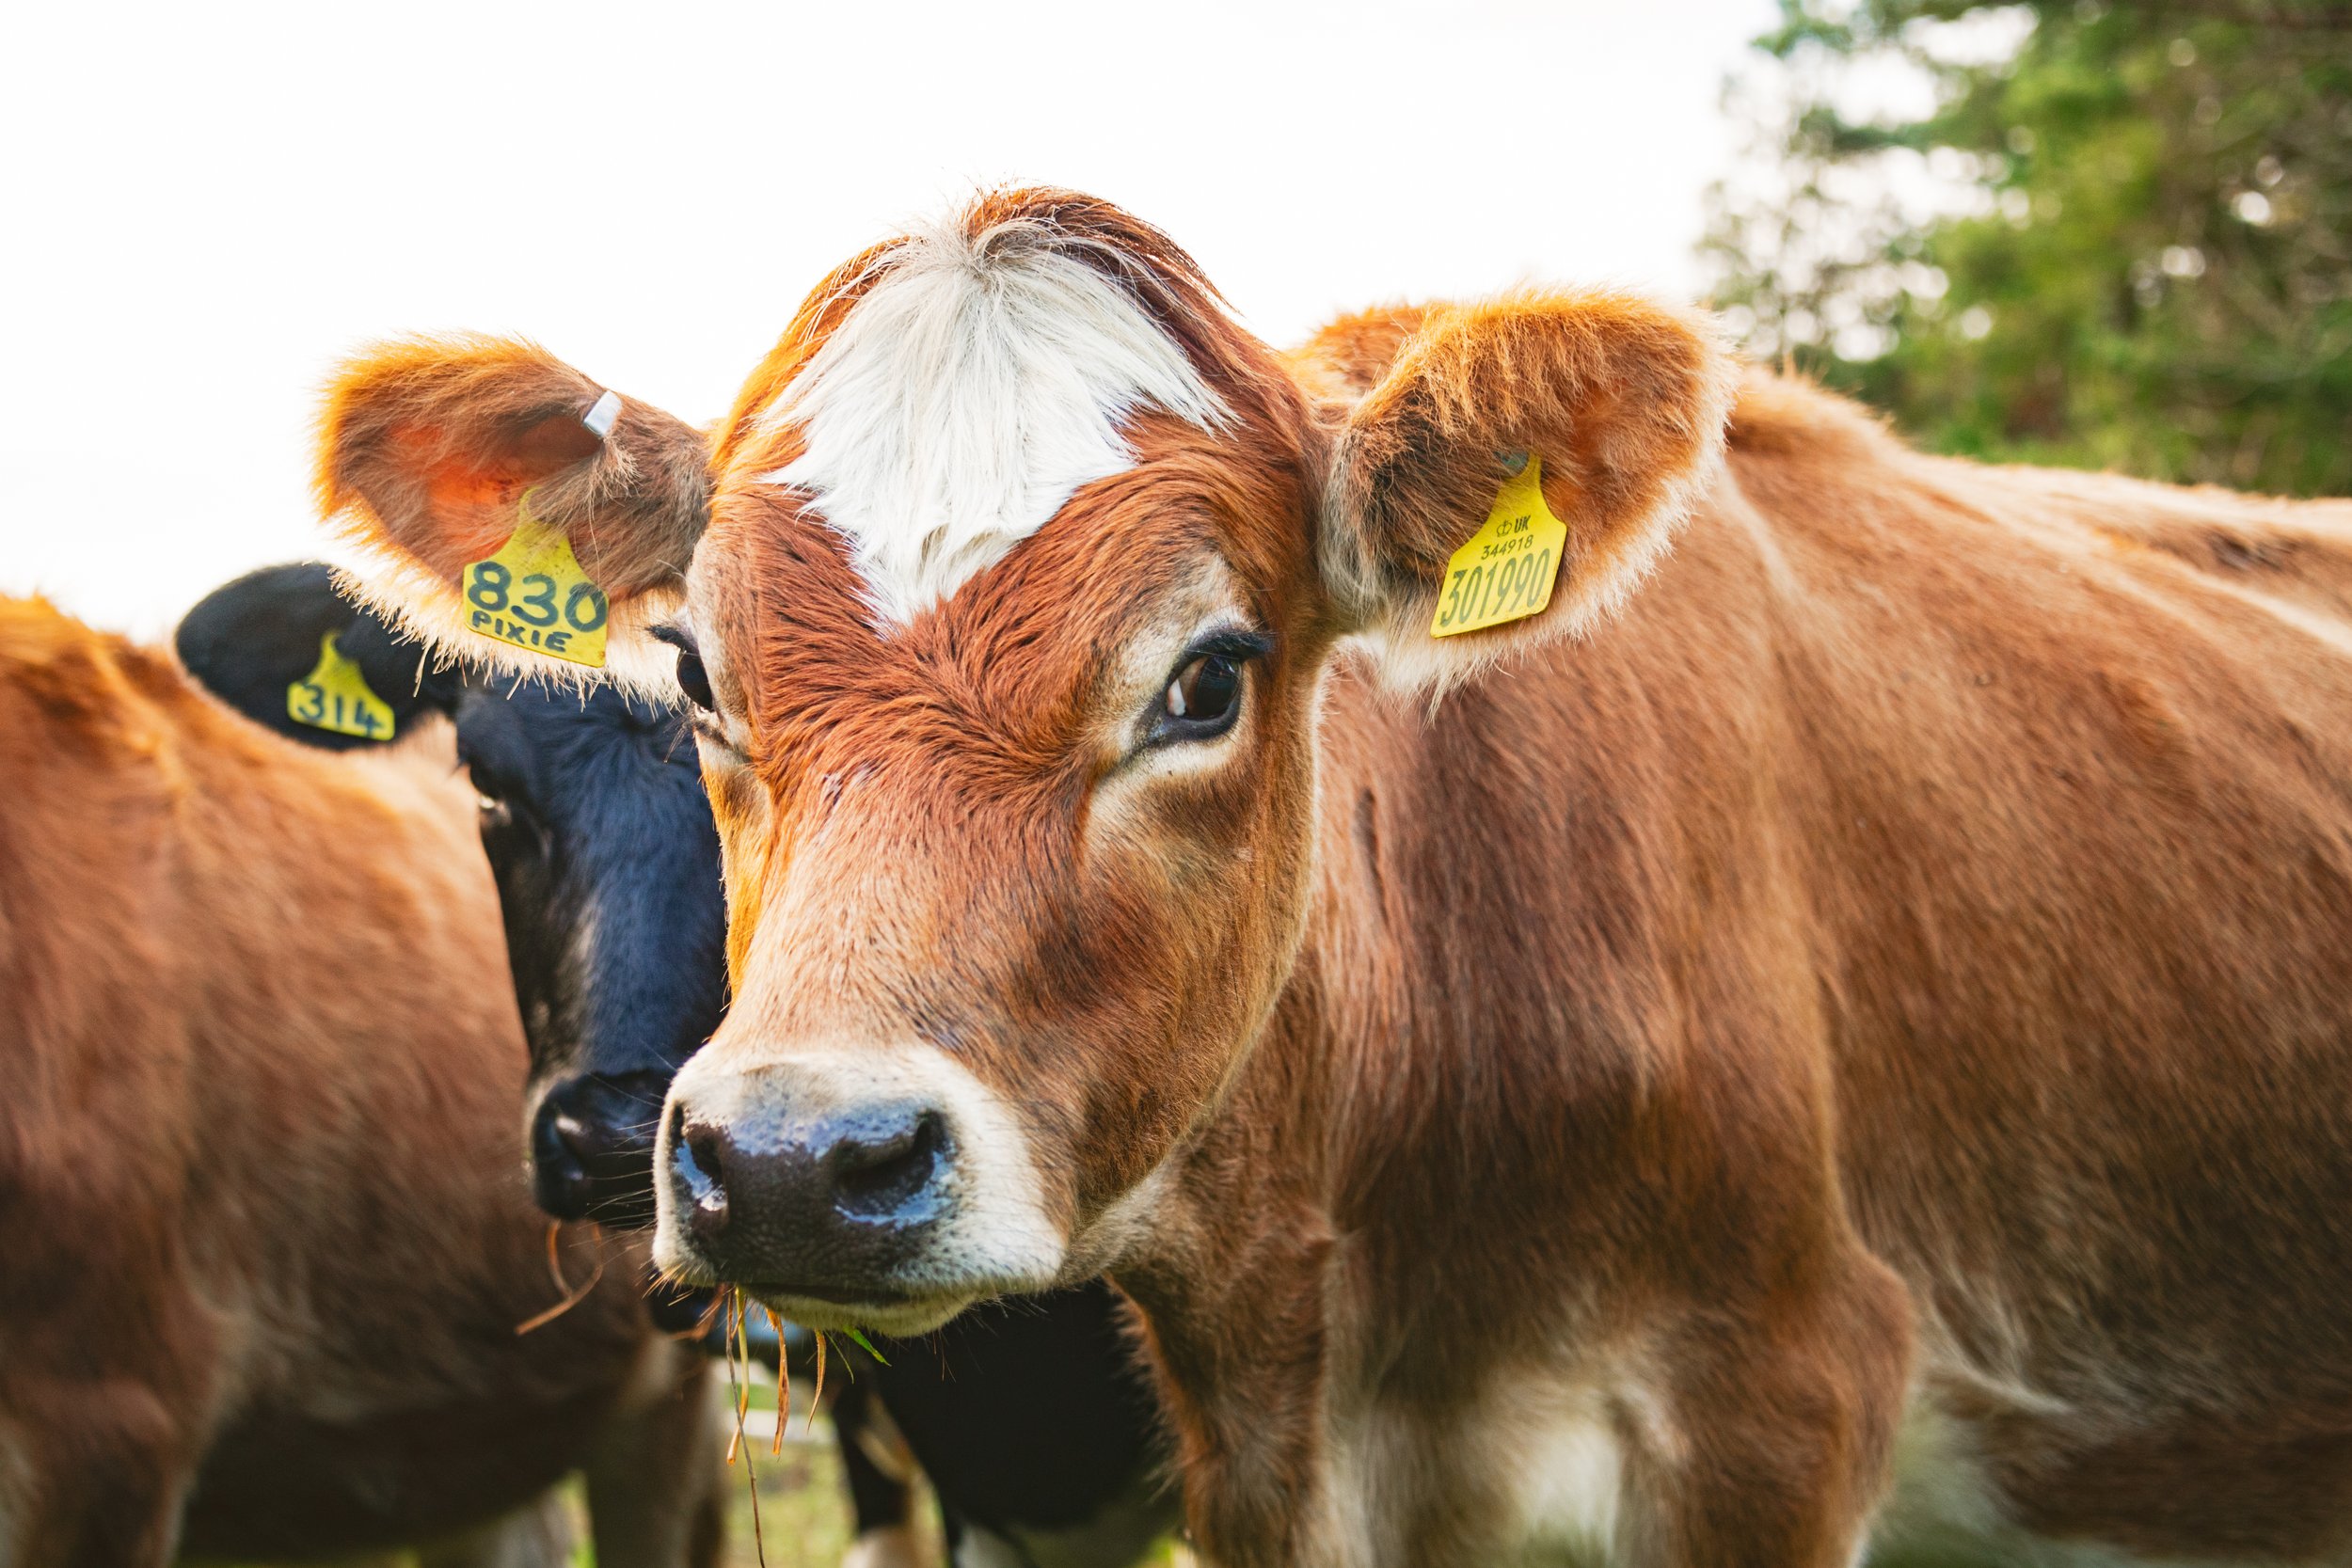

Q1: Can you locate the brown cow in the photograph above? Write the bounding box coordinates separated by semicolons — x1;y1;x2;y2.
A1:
311;188;2352;1566
0;597;727;1567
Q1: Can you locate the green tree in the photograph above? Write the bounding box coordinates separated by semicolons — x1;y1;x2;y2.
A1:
1702;1;2352;496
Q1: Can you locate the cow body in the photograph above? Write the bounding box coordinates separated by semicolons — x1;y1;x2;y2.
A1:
1123;372;2352;1564
308;190;2352;1565
0;599;722;1567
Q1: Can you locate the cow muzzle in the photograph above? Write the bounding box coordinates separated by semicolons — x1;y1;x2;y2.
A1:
650;1042;1066;1335
529;1069;672;1227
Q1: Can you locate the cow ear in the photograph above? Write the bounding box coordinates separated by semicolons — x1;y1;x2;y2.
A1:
316;334;710;692
1314;292;1736;690
176;562;460;750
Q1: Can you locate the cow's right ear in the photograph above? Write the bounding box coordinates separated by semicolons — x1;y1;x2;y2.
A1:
316;334;710;690
177;562;462;751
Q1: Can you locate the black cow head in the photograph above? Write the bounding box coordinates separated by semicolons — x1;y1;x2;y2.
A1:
177;563;726;1227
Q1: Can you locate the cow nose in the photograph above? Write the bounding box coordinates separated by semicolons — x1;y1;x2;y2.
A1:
665;1097;951;1290
529;1071;670;1227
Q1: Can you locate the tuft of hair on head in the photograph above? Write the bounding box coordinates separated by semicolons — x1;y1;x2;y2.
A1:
751;187;1238;629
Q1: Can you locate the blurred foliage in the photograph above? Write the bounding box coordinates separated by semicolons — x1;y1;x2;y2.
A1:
1701;0;2352;495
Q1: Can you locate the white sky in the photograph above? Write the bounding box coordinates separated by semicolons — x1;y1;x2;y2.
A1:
2;0;1777;639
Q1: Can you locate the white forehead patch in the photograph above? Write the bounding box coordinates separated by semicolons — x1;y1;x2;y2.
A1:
755;213;1229;627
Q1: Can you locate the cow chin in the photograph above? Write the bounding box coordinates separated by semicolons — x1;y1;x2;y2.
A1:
743;1286;980;1340
649;1038;1068;1325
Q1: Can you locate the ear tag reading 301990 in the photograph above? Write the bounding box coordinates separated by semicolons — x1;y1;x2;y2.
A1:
287;631;396;739
460;488;611;668
1430;453;1567;638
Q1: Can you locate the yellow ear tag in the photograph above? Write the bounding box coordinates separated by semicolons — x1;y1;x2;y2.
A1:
1430;454;1568;638
286;631;396;740
459;489;610;667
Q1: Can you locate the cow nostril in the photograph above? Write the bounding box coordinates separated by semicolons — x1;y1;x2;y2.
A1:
553;1112;594;1161
688;1132;727;1195
532;1100;583;1175
831;1112;946;1218
676;1124;732;1236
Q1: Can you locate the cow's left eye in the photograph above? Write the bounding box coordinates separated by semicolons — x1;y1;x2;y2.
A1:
461;758;530;830
1151;633;1267;745
469;775;517;827
1165;654;1242;726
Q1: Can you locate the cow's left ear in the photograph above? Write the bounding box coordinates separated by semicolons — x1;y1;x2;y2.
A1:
176;562;462;750
1314;291;1736;689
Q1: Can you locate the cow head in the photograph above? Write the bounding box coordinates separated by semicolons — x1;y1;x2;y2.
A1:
314;189;1734;1333
177;563;727;1227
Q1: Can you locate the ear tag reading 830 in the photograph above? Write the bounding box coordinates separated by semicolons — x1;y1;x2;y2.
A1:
287;631;396;739
1430;453;1567;638
460;488;611;667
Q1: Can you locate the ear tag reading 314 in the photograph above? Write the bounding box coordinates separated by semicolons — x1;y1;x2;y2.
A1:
287;631;396;739
1430;453;1567;638
460;489;610;667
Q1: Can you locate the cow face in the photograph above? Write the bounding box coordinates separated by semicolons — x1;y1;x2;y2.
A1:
313;189;1735;1332
177;564;727;1227
454;679;726;1226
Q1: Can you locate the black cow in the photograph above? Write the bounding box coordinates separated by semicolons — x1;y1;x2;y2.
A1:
179;563;1175;1568
178;562;723;1228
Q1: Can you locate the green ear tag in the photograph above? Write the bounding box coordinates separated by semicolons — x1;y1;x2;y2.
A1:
459;488;611;668
1430;454;1568;638
286;631;396;739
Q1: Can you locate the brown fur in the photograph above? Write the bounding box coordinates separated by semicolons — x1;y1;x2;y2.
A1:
0;599;722;1566
315;190;2352;1566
